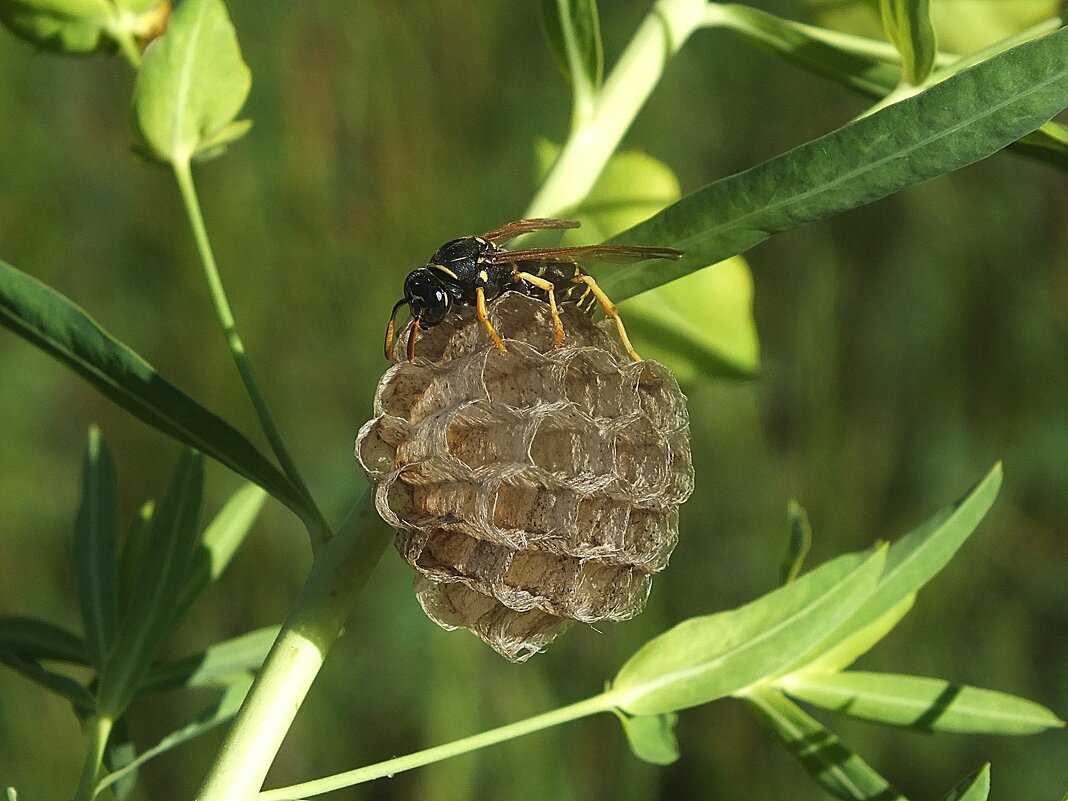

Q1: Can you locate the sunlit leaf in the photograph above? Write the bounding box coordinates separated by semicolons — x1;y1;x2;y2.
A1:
0;0;112;54
141;626;277;692
880;0;937;85
782;672;1065;735
176;483;266;617
778;465;1001;676
613;710;680;765
0;616;86;663
610;546;886;715
97;451;203;716
73;426;120;670
940;763;991;801
745;687;907;801
603;27;1068;300
132;0;251;163
0;259;316;527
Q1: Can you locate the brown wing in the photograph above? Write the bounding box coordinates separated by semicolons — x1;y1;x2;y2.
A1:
478;218;580;244
485;244;684;265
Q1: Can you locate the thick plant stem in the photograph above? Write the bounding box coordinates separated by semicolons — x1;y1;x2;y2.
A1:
259;694;615;800
172;161;329;544
196;490;390;801
526;0;707;219
73;715;113;801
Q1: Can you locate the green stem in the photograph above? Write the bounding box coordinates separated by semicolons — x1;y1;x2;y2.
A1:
526;0;707;219
195;490;390;801
112;29;142;69
73;715;113;801
171;161;329;544
259;694;615;800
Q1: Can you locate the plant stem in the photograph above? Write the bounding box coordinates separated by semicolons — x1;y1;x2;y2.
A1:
258;694;615;800
526;0;707;219
171;161;329;544
73;715;113;801
195;490;390;801
111;29;142;69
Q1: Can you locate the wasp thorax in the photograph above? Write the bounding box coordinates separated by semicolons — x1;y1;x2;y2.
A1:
356;292;693;661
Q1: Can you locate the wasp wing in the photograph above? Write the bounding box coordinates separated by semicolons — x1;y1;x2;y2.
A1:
486;245;683;265
479;218;581;244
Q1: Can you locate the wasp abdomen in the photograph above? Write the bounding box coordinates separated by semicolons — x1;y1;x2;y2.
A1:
516;260;597;315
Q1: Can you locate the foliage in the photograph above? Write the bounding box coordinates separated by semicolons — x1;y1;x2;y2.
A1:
0;0;1064;799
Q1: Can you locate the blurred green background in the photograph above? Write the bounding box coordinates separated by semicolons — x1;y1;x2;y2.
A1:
1;1;1066;798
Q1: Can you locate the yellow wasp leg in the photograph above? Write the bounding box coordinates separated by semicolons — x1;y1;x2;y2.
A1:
573;274;641;362
518;271;566;348
476;286;508;354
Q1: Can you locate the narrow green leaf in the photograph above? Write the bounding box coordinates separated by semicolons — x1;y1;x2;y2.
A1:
780;500;813;585
783;672;1065;735
176;483;266;617
0;650;95;711
141;626;277;692
5;788;16;801
610;546;887;715
613;710;680;765
95;678;251;798
880;0;937;85
132;0;251;163
800;595;915;675
776;464;1001;677
603;28;1068;300
541;0;603;98
745;687;908;801
941;764;991;801
0;616;87;663
118;500;154;616
0;259;314;526
73;426;120;669
97;451;204;716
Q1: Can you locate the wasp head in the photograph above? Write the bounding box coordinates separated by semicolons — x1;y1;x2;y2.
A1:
384;268;453;361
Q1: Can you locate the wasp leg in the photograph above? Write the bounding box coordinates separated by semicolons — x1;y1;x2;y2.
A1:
517;271;565;348
406;317;421;362
572;274;641;361
476;286;508;354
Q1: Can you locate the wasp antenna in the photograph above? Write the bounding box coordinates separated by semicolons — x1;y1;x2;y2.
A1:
406;317;421;362
384;298;407;360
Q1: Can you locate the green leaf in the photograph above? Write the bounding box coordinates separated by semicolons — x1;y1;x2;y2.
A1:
0;650;95;711
782;672;1065;735
97;450;204;716
141;626;277;692
537;144;760;381
95;678;251;799
745;687;908;801
541;0;603;101
941;764;990;801
623;256;760;381
0;616;87;663
118;500;154;616
780;500;813;585
176;483;266;617
0;258;315;527
613;710;680;765
880;0;937;85
132;0;251;164
103;717;139;801
0;0;112;55
780;465;1001;676
73;426;120;670
610;546;886;715
603;27;1068;300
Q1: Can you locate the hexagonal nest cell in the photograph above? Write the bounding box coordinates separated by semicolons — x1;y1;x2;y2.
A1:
356;292;693;662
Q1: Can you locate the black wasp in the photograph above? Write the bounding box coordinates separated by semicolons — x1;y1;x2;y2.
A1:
384;218;683;362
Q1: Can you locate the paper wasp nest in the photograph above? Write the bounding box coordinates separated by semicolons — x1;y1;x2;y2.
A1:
356;293;693;661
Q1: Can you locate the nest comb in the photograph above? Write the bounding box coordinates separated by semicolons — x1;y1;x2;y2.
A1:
356;292;693;661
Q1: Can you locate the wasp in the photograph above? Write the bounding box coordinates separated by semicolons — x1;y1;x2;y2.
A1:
384;218;683;362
